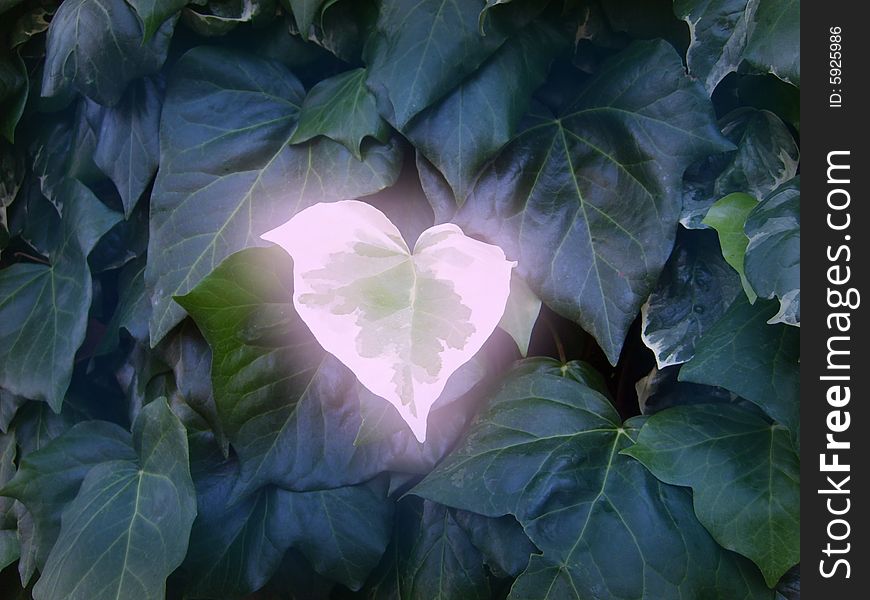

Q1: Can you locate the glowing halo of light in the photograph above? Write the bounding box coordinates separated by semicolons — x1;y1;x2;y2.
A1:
261;200;515;442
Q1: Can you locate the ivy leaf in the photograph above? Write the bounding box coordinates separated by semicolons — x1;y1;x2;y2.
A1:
641;228;742;369
682;108;799;229
680;296;800;441
412;360;772;599
363;0;542;128
84;77;163;217
376;499;491;600
404;20;565;204
453;511;537;579
455;40;733;364
285;0;328;33
703;192;758;302
289;68;391;159
498;272;541;357
97;256;150;355
0;422;137;571
675;0;799;92
147;46;401;345
742;0;799;86
261;200;514;442
183;436;286;599
269;480;393;591
185;433;392;597
0;180;120;409
624;404;799;586
744;178;800;326
32;399;197;600
0;49;27;143
125;0;188;41
42;0;175;106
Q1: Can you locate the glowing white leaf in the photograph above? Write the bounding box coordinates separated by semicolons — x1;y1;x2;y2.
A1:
262;201;514;442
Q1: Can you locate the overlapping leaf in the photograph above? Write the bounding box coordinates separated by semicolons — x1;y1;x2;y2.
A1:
642;228;742;368
126;0;188;40
412;360;771;599
365;499;491;600
184;434;393;598
42;0;175;105
363;0;543;128
404;20;565;204
147;46;402;344
682;108;799;229
675;0;799;92
455;40;732;364
84;77;163;217
289;68;390;159
0;422;137;570
0;180;120;409
625;404;799;586
680;296;800;440
744;178;800;325
32;399;197;600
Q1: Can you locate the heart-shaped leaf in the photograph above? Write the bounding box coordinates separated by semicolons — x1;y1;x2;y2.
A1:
261;200;514;442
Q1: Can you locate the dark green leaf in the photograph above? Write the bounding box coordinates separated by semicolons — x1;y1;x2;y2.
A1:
363;0;542;128
703;192;758;301
97;257;150;354
0;529;17;571
404;21;565;204
0;431;16;527
453;511;537;579
675;0;799;92
382;499;491;600
269;481;393;591
32;399;197;600
412;361;772;599
183;436;285;599
313;0;377;63
744;178;799;326
641;228;742;368
42;0;175;106
456;41;732;364
126;0;188;40
7;401;86;456
148;46;401;344
635;365;734;415
185;433;393;596
742;0;799;86
84;77;163;217
286;0;327;33
0;421;136;571
0;50;27;143
0;180;120;409
157;322;225;449
624;403;799;586
681;108;798;230
680;296;800;440
289;68;390;159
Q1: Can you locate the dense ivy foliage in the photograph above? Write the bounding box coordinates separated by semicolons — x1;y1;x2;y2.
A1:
0;0;800;598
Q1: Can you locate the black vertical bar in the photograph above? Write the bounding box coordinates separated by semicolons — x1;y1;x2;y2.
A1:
802;2;869;596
